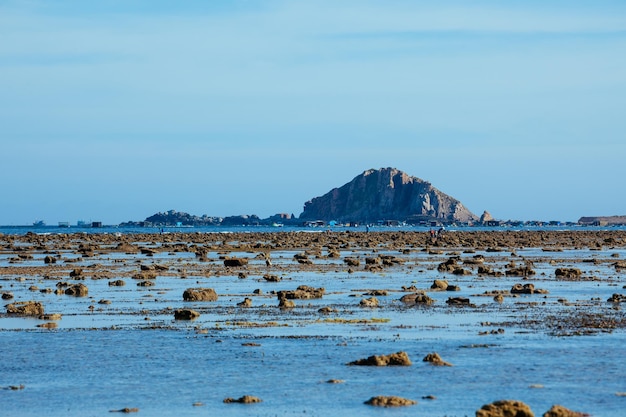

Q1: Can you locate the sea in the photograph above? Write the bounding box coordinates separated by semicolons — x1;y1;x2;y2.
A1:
1;224;625;416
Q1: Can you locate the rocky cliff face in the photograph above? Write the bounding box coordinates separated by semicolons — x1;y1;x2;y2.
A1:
299;168;477;223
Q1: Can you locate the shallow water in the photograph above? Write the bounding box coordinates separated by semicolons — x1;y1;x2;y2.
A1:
1;233;626;416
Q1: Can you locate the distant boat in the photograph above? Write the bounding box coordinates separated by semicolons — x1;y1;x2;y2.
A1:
58;222;70;228
272;222;284;227
33;220;45;227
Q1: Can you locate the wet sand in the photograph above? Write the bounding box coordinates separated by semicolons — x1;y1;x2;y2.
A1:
1;230;625;416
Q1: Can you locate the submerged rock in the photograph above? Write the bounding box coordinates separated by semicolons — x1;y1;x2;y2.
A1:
476;399;534;417
348;351;412;366
364;396;417;407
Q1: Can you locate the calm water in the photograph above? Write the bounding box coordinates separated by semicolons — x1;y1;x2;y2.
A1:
1;231;625;416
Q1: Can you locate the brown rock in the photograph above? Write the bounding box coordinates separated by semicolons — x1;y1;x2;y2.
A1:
174;309;200;320
423;352;453;366
278;298;295;308
542;404;589;417
348;351;412;366
237;297;252;307
360;297;379;307
223;395;262;404
400;293;434;305
6;301;45;316
183;288;218;301
431;279;449;290
555;268;582;279
65;284;88;297
277;286;324;300
365;396;417;407
224;257;248;267
476;399;534;417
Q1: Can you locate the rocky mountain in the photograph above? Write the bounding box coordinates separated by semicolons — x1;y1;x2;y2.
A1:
299;168;478;224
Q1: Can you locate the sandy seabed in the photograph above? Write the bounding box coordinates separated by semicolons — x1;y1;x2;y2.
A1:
1;230;625;416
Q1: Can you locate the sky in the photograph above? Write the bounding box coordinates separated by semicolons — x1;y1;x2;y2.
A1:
1;0;625;225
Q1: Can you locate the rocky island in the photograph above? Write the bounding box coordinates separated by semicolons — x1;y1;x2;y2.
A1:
121;168;480;227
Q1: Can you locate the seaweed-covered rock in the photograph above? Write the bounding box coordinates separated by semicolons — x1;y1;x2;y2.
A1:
183;288;218;301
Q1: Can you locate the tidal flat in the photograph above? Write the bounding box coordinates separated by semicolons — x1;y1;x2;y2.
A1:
1;230;625;416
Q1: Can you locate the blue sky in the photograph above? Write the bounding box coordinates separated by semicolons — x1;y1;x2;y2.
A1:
1;0;625;225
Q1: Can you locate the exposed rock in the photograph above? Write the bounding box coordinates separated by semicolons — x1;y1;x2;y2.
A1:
174;309;200;320
237;298;252;307
223;395;262;404
542;404;589;417
348;351;412;366
69;268;83;278
344;257;360;267
277;286;325;300
364;396;417;407
607;293;626;303
438;258;458;273
360;297;379;307
37;322;57;329
480;211;494;223
1;292;14;300
299;167;478;223
136;280;154;287
65;284;88;297
263;274;281;282
108;280;126;287
446;297;473;306
43;255;56;264
431;279;449;290
400;293;434;305
476;400;534;417
109;407;139;413
183;288;218;302
6;301;44;316
511;283;548;295
422;352;453;366
555;268;582;280
278;298;295;308
224;258;248;267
